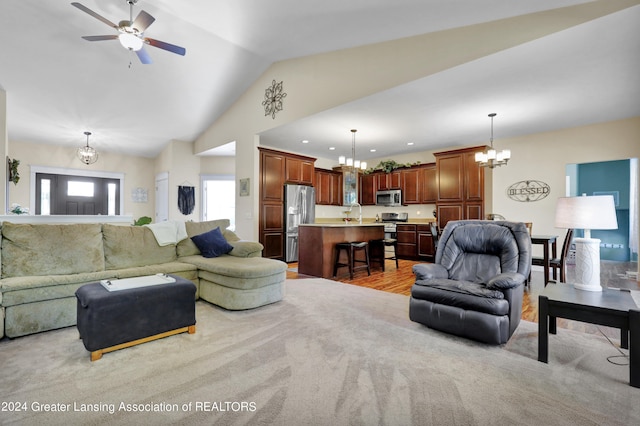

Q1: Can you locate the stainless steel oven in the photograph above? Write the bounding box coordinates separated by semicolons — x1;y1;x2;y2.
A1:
381;212;408;239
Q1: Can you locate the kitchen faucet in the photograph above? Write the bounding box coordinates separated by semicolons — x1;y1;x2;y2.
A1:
349;202;362;224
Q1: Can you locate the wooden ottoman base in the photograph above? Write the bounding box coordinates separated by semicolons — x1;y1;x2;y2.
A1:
90;325;196;361
76;276;197;361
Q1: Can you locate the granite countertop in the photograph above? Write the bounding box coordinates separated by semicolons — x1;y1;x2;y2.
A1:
312;218;436;225
300;222;385;227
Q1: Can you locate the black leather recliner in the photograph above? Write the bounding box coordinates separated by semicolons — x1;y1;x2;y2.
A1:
409;220;531;344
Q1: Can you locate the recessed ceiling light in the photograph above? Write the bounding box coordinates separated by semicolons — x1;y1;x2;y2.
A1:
302;140;309;144
329;147;336;150
407;142;414;146
370;149;376;152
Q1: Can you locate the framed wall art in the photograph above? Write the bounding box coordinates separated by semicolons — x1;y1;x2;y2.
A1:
239;178;250;196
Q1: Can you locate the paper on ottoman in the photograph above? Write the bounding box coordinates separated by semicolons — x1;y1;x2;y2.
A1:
100;274;176;291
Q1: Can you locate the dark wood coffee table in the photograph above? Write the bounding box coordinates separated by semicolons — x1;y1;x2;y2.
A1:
538;282;639;387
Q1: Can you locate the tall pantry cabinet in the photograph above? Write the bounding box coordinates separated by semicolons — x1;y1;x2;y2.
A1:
434;146;488;230
258;147;315;259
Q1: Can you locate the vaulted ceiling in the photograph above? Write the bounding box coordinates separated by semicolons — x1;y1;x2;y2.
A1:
1;1;638;160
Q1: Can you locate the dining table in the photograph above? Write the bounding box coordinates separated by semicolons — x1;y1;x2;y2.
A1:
531;234;558;285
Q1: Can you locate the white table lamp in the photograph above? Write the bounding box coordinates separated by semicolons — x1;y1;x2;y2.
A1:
554;195;618;291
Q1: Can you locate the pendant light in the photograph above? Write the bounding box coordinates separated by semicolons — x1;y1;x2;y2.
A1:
338;129;367;170
475;113;510;168
77;131;99;165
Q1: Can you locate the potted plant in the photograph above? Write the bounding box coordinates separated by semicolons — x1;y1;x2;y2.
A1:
364;159;420;174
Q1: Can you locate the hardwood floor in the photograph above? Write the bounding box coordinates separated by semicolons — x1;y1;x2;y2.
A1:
286;259;639;337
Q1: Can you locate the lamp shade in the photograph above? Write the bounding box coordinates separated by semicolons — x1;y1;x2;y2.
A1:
554;195;618;230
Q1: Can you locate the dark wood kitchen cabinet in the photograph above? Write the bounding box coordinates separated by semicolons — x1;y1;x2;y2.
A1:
314;168;342;206
420;164;437;203
259;147;316;259
285;157;314;185
417;224;435;260
359;164;436;206
377;171;401;190
359;173;377;205
396;223;417;259
401;168;421;204
435;146;487;230
260;149;285;203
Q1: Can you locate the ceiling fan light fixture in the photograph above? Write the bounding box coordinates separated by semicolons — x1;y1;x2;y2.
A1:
73;1;186;63
118;32;144;51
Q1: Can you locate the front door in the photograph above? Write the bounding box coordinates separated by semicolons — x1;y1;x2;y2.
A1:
35;173;120;215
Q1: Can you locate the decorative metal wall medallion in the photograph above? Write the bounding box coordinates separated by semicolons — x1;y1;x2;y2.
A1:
262;79;287;119
506;180;551;202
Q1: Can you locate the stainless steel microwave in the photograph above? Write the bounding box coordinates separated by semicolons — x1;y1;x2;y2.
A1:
376;190;402;207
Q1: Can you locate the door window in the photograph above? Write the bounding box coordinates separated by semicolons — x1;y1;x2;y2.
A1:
201;175;235;230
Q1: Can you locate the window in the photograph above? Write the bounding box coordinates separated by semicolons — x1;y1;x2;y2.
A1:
107;183;117;216
67;181;95;197
40;179;51;215
201;175;235;230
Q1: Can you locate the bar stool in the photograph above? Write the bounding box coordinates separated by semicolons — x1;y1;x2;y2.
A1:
369;238;398;271
333;242;371;279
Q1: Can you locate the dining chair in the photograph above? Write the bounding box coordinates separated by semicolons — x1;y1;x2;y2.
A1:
531;228;573;284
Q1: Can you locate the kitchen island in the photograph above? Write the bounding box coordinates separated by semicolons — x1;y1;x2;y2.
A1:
298;223;385;279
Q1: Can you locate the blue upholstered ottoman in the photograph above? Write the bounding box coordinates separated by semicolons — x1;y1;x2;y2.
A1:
75;275;196;361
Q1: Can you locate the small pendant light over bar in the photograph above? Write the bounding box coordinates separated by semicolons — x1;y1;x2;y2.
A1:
338;129;367;171
475;113;510;168
77;131;99;165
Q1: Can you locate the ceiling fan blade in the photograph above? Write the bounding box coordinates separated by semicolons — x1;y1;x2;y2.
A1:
71;2;118;29
145;38;186;56
132;10;155;33
136;46;153;64
82;35;118;42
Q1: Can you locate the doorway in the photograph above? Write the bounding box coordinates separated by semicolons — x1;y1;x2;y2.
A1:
35;173;120;215
29;165;125;215
155;172;169;222
201;174;235;230
567;158;638;262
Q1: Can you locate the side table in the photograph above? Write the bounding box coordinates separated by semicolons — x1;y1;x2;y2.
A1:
538;282;639;387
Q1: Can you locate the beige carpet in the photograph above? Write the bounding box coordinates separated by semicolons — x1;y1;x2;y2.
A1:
0;278;638;425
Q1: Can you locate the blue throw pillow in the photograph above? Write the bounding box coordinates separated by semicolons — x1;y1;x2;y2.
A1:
191;227;233;258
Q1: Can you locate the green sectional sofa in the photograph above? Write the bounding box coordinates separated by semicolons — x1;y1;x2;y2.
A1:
0;219;287;338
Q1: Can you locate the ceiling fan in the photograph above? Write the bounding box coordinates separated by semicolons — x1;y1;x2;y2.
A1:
71;0;186;64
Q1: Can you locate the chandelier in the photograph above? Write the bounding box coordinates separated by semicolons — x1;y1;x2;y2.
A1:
475;113;510;168
77;131;99;165
338;129;367;170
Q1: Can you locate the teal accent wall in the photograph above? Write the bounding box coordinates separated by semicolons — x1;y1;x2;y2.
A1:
577;159;630;261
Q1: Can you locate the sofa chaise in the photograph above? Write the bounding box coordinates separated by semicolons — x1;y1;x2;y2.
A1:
0;219;287;338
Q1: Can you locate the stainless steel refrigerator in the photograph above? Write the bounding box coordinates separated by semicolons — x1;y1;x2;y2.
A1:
285;184;316;262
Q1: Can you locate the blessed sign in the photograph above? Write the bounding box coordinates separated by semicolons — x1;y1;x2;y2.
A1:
506;180;550;202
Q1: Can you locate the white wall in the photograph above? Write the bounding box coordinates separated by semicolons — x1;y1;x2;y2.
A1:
312;118;640;260
194;7;613;241
490;116;640;257
200;155;235;175
6;116;639;265
8;140;155;219
154;140;201;222
0;89;7;213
